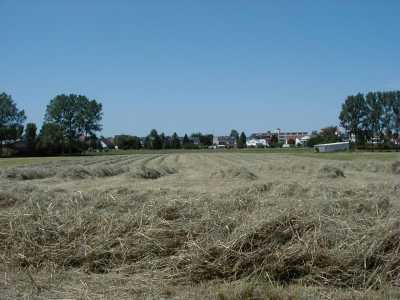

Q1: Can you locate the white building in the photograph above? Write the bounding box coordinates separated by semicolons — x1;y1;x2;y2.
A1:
246;138;268;148
314;142;349;153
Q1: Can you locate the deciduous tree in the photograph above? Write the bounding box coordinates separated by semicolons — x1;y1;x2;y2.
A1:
24;123;37;155
172;132;181;149
339;93;366;150
76;96;103;155
0;92;27;156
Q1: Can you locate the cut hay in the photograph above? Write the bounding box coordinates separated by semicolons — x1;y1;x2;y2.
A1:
131;164;177;179
318;165;345;178
0;166;56;180
1;154;399;299
212;166;257;180
391;160;400;174
56;165;129;179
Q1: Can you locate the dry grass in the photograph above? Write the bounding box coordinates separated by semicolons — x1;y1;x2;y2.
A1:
1;153;399;299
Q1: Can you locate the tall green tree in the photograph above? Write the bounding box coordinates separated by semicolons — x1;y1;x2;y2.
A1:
24;123;37;155
172;132;181;149
237;132;247;148
143;136;151;149
150;129;158;139
0;92;27;156
339;93;367;150
162;136;171;149
364;92;383;151
380;92;395;151
152;133;163;149
44;94;77;155
44;94;102;155
270;134;278;148
36;123;63;156
390;91;400;151
230;129;239;140
182;133;194;149
75;96;103;155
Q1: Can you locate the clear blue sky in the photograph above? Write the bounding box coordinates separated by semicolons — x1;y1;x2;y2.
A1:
1;0;399;138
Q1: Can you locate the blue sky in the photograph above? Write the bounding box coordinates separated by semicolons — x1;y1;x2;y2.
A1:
1;0;399;138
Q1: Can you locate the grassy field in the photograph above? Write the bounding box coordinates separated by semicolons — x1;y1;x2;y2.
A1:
1;152;399;299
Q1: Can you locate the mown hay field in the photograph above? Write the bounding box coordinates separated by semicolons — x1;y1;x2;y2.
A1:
1;152;399;299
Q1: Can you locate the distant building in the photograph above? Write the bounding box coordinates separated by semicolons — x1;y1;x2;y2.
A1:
213;136;236;149
251;128;309;147
274;128;309;144
314;142;349;153
246;138;268;148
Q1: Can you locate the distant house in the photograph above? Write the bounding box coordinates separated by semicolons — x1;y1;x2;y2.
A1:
246;138;268;148
1;139;28;156
189;136;200;145
216;136;236;149
251;133;273;144
98;138;114;150
251;128;309;145
314;142;349;153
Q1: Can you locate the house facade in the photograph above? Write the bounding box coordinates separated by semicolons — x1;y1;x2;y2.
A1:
246;138;268;148
213;136;236;148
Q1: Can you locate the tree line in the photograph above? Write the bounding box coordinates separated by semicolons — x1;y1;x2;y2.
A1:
2;90;399;156
339;91;400;151
114;129;215;150
1;92;103;156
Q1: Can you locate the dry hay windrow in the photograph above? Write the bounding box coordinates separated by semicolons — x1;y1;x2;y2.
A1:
128;154;179;179
0;155;150;181
0;165;58;180
211;166;257;180
1;154;399;298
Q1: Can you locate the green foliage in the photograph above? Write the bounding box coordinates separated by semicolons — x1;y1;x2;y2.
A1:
75;97;103;155
339;91;399;152
306;136;320;148
172;132;181;149
150;129;158;139
270;134;278;148
237;140;247;148
44;94;103;155
183;134;190;145
306;126;343;147
191;132;214;146
230;129;239;140
182;142;195;149
339;93;366;151
152;134;163;150
240;132;246;144
0;92;27;155
115;134;142;150
162;137;171;149
143;136;151;149
24;123;37;155
36;123;63;156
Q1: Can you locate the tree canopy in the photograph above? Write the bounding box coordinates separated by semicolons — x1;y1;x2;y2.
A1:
0;92;27;156
339;91;399;151
44;94;103;155
24;123;37;155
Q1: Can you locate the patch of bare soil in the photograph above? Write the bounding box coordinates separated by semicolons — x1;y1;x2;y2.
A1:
1;153;399;299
